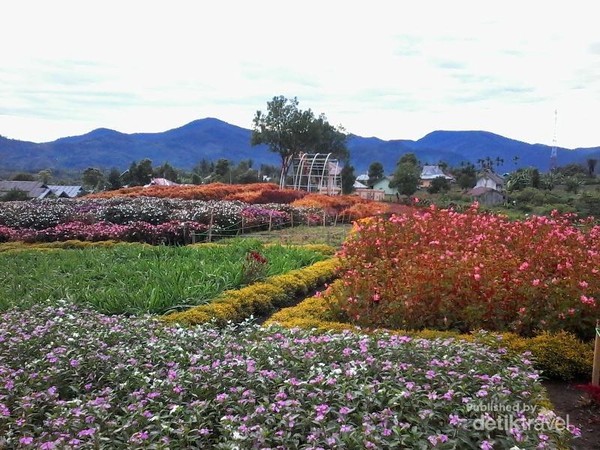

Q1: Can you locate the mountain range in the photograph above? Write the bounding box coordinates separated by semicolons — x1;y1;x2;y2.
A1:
1;117;599;175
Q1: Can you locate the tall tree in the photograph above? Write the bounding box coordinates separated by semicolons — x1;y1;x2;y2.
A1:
340;164;356;195
37;169;53;184
154;162;179;183
251;96;348;186
82;167;105;191
454;162;477;190
367;162;385;187
390;154;420;197
587;158;598;177
107;168;123;190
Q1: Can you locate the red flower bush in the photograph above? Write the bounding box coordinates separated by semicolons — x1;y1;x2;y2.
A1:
331;205;600;340
87;183;281;201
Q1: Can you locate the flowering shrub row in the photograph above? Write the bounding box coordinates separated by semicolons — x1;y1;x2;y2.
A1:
0;197;374;243
266;281;595;381
332;205;600;340
3;221;209;245
86;182;282;201
163;258;339;326
0;301;576;449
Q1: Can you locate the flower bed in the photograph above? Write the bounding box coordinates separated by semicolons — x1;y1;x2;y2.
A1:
332;205;600;340
266;282;595;381
0;302;577;449
0;197;372;244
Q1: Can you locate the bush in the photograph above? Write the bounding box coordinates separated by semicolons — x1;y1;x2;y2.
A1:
331;206;600;340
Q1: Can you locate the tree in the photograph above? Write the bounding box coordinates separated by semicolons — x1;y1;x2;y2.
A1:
214;159;230;182
124;159;153;186
37;169;53;184
564;176;583;194
341;164;356;195
454;163;477;190
587;158;598;177
251;96;348;185
154;162;179;183
107;168;123;190
367;162;385;187
82;167;105;191
427;177;450;194
10;173;36;181
390;154;420;197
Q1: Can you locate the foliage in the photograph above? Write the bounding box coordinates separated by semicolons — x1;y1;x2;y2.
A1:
427;176;451;194
10;172;36;181
390;155;420;197
332;206;600;340
367;161;384;187
82;167;105;191
0;302;577;449
0;241;325;314
340;164;356;194
564;176;584;194
453;162;477;190
241;250;269;285
0;189;29;202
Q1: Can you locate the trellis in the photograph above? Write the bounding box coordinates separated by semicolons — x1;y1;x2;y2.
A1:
283;153;341;195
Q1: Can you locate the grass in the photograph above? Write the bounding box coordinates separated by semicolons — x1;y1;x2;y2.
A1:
232;224;352;247
0;240;327;315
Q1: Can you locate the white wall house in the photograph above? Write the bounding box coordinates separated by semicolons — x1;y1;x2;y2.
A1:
474;170;505;191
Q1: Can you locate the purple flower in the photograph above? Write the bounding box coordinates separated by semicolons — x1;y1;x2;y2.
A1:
78;428;96;437
19;436;34;445
480;440;494;450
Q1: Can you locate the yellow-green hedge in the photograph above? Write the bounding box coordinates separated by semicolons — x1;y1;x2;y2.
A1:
161;258;339;326
0;240;132;252
265;283;595;382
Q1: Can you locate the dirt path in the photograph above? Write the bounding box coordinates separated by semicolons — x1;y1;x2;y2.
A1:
543;380;600;449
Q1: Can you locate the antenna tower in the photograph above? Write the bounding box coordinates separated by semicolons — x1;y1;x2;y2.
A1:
549;109;558;171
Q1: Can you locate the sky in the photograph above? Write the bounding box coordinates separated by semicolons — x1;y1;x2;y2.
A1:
1;0;599;149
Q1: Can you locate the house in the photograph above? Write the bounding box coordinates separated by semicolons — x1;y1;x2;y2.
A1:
467;170;506;206
0;181;53;199
371;177;398;201
354;187;385;201
419;165;454;188
467;186;505;206
474;170;504;191
355;173;369;184
145;178;180;187
47;185;83;198
0;181;83;199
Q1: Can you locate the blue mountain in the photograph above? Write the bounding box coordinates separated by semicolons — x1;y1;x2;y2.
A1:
1;118;598;173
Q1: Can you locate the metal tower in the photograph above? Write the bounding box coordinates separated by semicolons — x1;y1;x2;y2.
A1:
549;109;558;171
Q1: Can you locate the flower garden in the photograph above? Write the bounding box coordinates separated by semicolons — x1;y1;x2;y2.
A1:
1;183;597;449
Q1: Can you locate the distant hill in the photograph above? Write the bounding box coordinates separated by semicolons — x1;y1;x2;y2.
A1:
1;118;599;173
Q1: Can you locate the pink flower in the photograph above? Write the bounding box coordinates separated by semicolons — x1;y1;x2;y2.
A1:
580;295;596;306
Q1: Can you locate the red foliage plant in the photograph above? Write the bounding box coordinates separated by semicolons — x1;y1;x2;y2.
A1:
329;205;600;340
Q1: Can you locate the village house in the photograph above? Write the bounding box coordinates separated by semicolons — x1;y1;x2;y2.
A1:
467;170;505;206
419;165;454;188
0;181;82;199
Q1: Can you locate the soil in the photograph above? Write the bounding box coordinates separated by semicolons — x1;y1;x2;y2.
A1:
543;380;600;450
